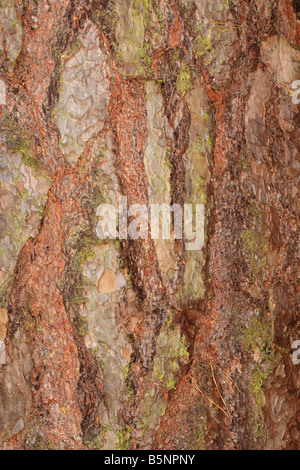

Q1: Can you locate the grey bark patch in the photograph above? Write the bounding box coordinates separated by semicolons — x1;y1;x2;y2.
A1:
0;215;7;235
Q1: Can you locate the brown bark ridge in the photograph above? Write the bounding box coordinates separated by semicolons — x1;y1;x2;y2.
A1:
0;0;299;450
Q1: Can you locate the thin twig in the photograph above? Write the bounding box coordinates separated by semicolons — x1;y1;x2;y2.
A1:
217;365;241;394
207;19;248;29
189;374;231;421
210;363;232;423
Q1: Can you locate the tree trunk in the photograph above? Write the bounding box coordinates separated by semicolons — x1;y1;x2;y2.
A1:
0;0;299;450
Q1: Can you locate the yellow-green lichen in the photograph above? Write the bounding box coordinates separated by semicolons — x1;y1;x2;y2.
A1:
115;0;149;75
191;136;206;156
123;363;133;398
203;113;211;123
240;314;275;387
239;313;282;443
194;32;213;57
195;176;207;204
177;64;193;96
250;365;269;409
63;238;101;331
152;0;166;38
142;41;152;76
61;39;83;62
137;388;168;442
241;316;273;360
123;363;131;380
241;205;269;276
191;417;207;450
4;116;40;171
135;0;149;29
153;326;189;390
77;315;88;337
166;313;173;329
84;433;104;450
1;0;23;70
91;0;118;32
30;436;57;450
118;425;133;450
177;334;189;360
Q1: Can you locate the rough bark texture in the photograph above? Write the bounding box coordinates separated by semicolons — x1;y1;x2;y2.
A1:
0;0;299;450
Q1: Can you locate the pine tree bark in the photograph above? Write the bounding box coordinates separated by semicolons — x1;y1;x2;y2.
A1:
0;0;299;450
